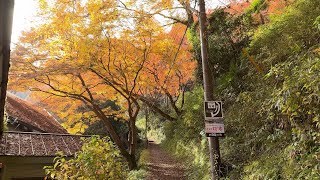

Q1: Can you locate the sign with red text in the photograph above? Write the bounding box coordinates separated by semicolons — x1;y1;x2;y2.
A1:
205;123;224;137
204;101;225;137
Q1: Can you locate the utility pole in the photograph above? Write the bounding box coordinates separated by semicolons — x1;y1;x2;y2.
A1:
198;0;221;179
0;0;15;136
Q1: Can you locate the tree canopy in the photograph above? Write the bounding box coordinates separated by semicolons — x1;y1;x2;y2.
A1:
8;0;319;178
9;0;196;169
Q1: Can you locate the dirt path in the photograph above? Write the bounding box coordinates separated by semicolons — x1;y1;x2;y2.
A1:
146;142;186;180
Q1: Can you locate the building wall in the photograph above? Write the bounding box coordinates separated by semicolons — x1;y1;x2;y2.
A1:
0;156;56;180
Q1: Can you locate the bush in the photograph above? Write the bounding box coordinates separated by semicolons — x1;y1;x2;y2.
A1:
45;136;128;180
161;0;320;179
127;148;149;179
127;169;148;180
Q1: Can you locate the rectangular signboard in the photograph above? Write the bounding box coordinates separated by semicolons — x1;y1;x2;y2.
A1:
204;101;225;137
205;123;224;137
204;101;223;121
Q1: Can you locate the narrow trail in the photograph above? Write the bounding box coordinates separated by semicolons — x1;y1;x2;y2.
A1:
146;142;186;180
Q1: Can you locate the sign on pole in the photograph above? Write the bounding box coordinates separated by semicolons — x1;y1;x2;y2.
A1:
204;101;225;137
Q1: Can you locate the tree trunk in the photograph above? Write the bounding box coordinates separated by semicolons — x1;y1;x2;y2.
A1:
91;105;138;169
101;117;138;170
124;118;138;170
125;153;138;170
129;118;137;156
145;108;148;147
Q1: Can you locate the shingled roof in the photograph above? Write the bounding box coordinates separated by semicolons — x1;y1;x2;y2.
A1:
0;131;89;156
5;93;67;134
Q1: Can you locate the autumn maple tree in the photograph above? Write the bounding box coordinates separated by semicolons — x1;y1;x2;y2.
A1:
9;0;195;169
120;0;197;26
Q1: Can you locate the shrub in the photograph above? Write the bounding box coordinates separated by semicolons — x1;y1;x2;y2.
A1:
127;148;150;180
45;136;128;180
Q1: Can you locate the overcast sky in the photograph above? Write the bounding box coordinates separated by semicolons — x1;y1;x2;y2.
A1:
11;0;38;45
10;0;222;46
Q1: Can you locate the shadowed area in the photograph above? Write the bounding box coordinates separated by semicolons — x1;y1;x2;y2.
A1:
147;142;186;180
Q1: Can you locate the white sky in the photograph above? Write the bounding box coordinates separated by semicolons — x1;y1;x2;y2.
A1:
11;0;38;45
11;0;222;45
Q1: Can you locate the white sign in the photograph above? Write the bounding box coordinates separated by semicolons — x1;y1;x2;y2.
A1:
205;123;224;134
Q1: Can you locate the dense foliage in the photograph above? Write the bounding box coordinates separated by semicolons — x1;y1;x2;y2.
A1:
10;0;195;169
9;0;319;178
45;136;128;180
45;136;148;180
156;0;319;179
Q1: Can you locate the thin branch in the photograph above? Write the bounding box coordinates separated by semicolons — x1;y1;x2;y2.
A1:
136;95;177;122
162;21;190;87
78;74;95;102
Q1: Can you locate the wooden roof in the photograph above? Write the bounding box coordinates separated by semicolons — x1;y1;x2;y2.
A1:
0;131;89;157
5;93;67;134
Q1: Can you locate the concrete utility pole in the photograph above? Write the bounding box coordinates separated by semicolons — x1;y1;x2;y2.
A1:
198;0;221;179
0;0;15;135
